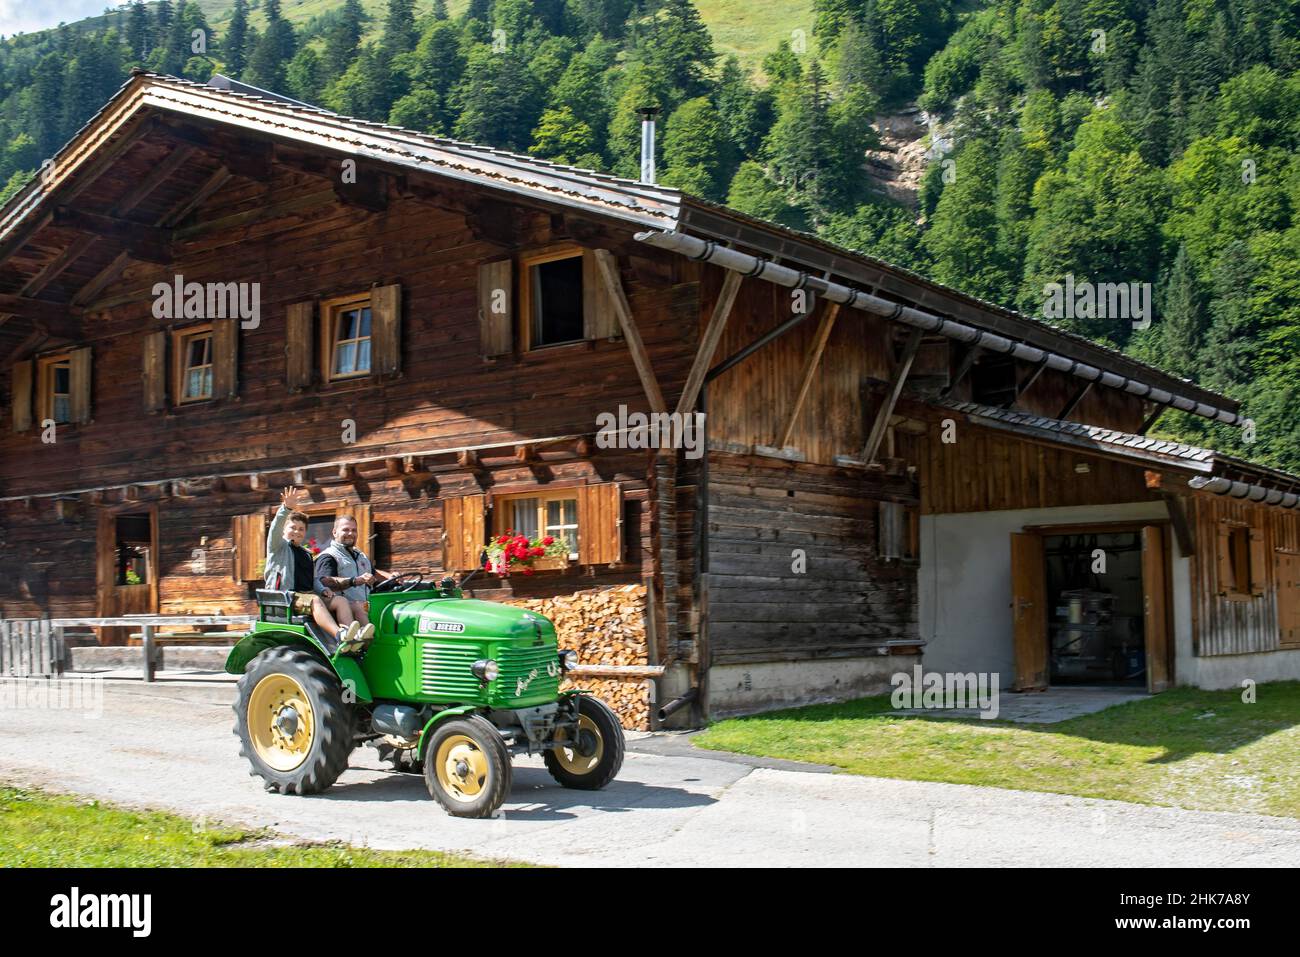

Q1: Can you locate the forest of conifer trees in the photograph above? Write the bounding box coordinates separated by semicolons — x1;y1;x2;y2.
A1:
0;0;1297;468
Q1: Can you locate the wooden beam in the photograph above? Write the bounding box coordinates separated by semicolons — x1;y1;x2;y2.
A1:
51;207;173;264
675;269;742;419
0;294;77;329
1007;357;1050;408
1138;403;1165;436
21;234;97;298
1160;491;1195;556
778;302;840;448
593;249;666;414
16;145;198;311
333;168;389;212
164;166;231;227
465;197;524;247
114;145;197;214
71;251;132;308
157;122;274;181
942;344;980;397
0;115;158;266
860;328;924;464
1058;380;1094;420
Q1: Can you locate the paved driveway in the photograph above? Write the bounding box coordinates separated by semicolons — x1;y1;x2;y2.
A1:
2;678;1298;867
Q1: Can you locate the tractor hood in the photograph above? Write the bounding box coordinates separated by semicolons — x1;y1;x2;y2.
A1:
383;597;556;645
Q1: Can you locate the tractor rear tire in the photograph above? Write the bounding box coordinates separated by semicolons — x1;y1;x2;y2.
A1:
544;695;625;791
233;646;353;795
423;715;512;818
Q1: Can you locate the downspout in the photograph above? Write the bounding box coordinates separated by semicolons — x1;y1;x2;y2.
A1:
635;229;1248;431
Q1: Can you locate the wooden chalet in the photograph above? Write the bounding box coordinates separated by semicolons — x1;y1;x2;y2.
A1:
2;71;1298;727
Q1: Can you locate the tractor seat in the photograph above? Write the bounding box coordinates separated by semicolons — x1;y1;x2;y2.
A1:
256;589;310;626
257;589;343;655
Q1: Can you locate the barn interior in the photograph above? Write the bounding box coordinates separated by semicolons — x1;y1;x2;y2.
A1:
1043;530;1147;686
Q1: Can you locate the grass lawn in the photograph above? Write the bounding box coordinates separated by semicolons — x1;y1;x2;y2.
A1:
0;787;528;867
694;682;1300;818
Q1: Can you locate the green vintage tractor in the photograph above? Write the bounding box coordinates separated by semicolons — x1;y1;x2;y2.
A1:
225;572;625;818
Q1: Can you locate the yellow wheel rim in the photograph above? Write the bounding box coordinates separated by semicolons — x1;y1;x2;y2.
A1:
248;673;315;772
435;734;489;803
552;714;604;775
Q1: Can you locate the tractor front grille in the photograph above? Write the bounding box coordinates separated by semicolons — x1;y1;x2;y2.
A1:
496;645;561;701
419;642;481;698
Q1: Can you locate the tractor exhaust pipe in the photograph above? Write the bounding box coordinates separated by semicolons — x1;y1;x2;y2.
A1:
657;687;697;723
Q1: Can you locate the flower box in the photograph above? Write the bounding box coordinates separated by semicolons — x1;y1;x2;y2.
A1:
484;531;570;577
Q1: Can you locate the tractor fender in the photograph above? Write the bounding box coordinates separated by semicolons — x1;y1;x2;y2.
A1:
416;705;483;759
224;629;373;704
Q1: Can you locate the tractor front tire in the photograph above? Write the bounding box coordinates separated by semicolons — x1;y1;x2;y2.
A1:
544;695;625;791
423;715;512;818
233;646;353;795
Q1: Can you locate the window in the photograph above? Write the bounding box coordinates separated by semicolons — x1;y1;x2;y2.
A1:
114;513;152;585
497;491;580;559
173;326;214;403
322;293;373;381
1217;521;1265;599
523;250;584;348
37;354;72;424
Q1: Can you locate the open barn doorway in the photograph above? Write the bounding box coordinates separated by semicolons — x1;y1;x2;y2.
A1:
1011;523;1172;693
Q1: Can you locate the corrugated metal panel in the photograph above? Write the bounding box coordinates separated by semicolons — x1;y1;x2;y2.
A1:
419;641;481;698
496;645;561;701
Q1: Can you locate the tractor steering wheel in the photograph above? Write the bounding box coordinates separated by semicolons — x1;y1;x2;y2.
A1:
371;572;425;594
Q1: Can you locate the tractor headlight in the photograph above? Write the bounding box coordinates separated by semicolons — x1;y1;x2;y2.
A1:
472;659;499;682
559;650;579;672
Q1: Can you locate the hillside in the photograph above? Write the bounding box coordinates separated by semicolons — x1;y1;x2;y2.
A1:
0;0;1296;473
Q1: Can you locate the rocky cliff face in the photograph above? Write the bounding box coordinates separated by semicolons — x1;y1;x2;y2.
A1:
864;107;933;209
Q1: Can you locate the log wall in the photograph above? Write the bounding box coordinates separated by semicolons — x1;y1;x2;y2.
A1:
704;453;918;665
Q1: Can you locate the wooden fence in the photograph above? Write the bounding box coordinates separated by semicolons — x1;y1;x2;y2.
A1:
0;616;255;681
0;619;65;677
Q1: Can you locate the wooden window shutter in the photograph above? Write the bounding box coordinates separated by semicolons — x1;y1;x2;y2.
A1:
371;283;401;375
477;260;513;357
1279;553;1300;646
143;332;166;412
582;249;620;340
232;511;268;582
11;359;32;431
212;318;238;399
1216;523;1234;594
353;503;374;556
1249;527;1267;596
442;493;486;571
285;301;314;391
69;346;92;424
578;483;622;565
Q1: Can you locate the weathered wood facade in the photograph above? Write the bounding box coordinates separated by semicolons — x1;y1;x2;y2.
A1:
2;72;1299;726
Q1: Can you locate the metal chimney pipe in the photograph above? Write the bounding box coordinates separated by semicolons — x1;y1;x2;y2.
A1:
637;106;660;184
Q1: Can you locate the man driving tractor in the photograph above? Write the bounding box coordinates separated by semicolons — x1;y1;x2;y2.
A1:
264;487;370;655
314;514;389;646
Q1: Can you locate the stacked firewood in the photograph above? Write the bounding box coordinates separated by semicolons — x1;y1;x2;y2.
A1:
502;583;650;730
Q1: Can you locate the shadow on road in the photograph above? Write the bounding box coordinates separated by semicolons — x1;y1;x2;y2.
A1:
315;763;718;820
